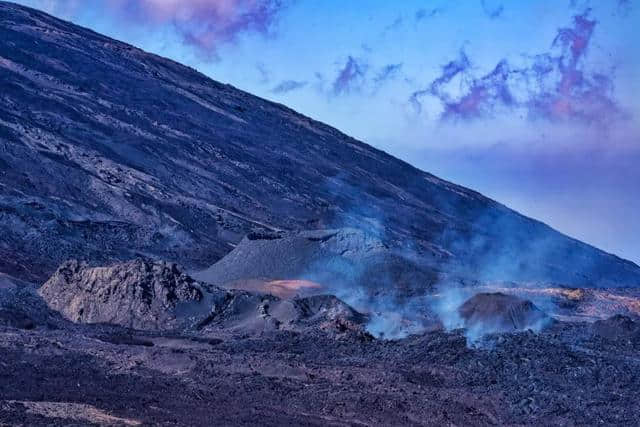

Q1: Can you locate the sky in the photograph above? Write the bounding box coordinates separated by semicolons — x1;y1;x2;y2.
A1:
14;0;640;264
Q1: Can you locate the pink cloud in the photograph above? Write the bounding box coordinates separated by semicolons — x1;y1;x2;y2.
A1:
105;0;285;57
414;10;622;125
332;56;367;95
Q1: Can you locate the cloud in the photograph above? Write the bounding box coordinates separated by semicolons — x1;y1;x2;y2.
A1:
115;0;285;57
27;0;84;19
526;10;621;123
420;52;515;119
383;16;404;33
412;10;622;125
317;61;401;98
410;49;471;114
332;56;368;95
327;60;401;97
271;80;307;94
617;0;632;8
441;60;516;120
27;0;287;58
429;49;472;96
480;0;504;19
374;63;403;84
415;7;443;21
615;0;633;16
409;89;431;115
256;62;271;83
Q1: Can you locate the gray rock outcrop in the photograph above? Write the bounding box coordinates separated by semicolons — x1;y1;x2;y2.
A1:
458;292;550;333
39;259;220;330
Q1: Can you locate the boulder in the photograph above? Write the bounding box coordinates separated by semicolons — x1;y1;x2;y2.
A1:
592;314;640;342
458;292;550;333
39;259;225;330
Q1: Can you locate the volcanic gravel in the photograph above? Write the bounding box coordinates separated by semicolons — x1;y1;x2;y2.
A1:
1;317;639;426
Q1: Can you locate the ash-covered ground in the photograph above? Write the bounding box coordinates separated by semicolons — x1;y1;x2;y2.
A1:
1;258;640;426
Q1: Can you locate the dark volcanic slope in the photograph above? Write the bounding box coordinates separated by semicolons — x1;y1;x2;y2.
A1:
1;2;639;285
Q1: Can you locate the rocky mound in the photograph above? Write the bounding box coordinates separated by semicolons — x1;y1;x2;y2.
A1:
194;291;368;337
466;286;640;322
194;228;439;298
39;259;225;330
268;294;368;335
592;314;640;343
39;259;367;336
458;292;550;333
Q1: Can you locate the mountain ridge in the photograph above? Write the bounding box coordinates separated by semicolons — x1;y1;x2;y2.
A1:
1;0;639;286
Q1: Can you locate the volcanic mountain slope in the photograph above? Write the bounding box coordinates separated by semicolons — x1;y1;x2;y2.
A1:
1;1;639;285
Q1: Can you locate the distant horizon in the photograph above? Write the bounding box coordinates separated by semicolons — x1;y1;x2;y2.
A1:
11;0;640;264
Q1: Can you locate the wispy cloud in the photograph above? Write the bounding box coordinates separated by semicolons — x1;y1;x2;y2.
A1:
374;63;403;84
527;10;621;123
114;0;285;57
412;10;623;125
428;49;472;96
410;49;471;114
415;7;443;21
256;62;271;84
332;56;368;95
27;0;288;59
441;60;516;120
383;16;404;33
409;88;431;115
480;0;504;19
271;80;308;94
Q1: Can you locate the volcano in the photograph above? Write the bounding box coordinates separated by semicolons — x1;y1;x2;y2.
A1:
1;1;639;287
2;3;640;425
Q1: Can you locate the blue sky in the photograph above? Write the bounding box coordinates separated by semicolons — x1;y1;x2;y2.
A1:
15;0;640;264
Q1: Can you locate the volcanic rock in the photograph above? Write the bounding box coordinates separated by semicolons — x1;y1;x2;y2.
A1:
194;291;368;337
592;314;640;342
458;292;550;333
38;259;224;330
194;228;439;298
38;259;367;336
273;294;368;335
0;274;58;330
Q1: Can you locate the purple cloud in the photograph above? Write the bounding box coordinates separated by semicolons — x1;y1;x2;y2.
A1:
414;10;622;125
429;49;472;97
374;63;403;84
102;0;286;58
415;7;443;21
411;49;471;114
271;80;308;94
409;88;431;115
333;56;367;95
527;10;621;122
441;60;516;120
481;0;504;19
